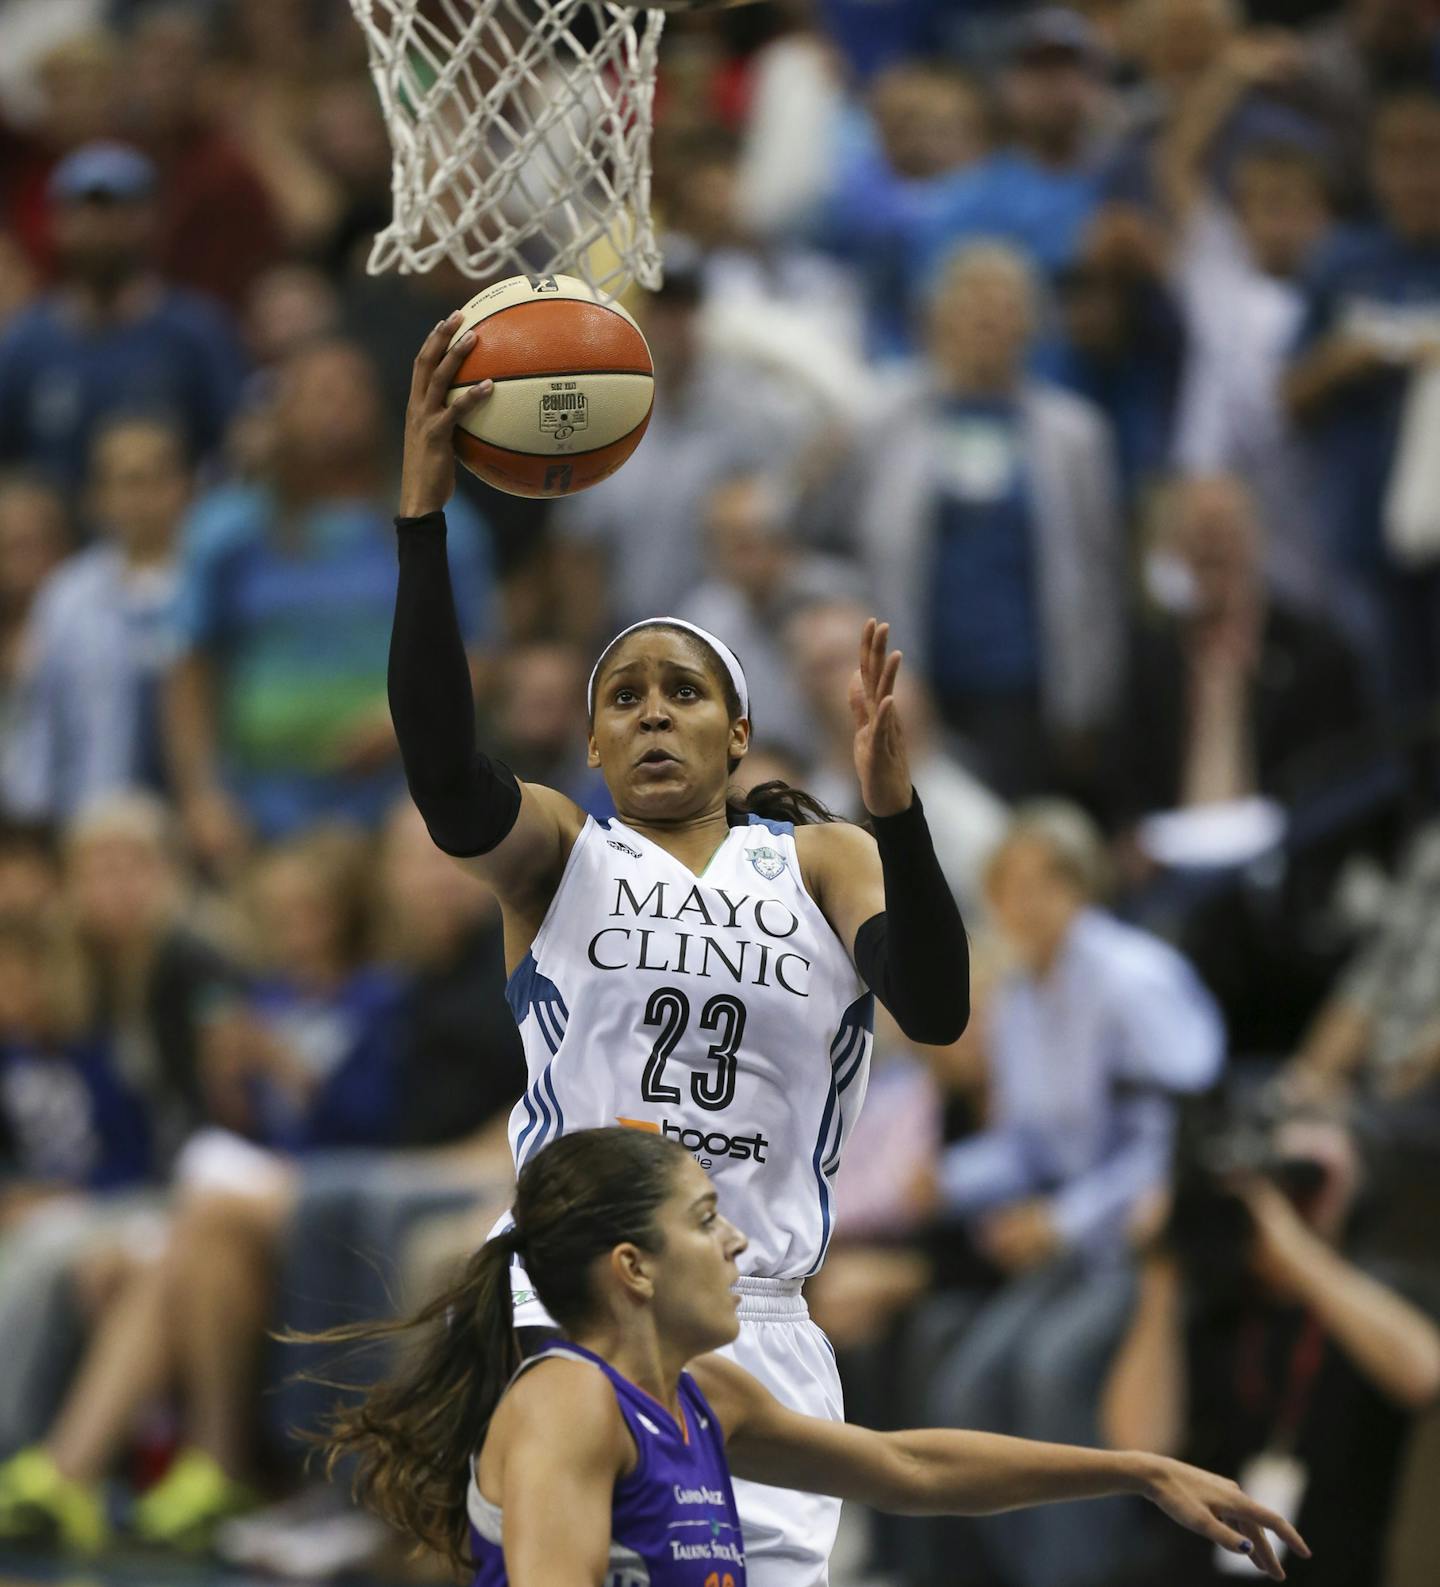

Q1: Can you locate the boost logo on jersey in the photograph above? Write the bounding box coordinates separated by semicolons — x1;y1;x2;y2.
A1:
617;1116;770;1166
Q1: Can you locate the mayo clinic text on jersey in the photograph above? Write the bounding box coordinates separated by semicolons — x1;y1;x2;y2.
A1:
586;877;812;996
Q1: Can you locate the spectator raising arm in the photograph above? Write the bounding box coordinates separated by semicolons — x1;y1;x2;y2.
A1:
1155;31;1304;222
1240;1178;1440;1412
1103;1184;1440;1467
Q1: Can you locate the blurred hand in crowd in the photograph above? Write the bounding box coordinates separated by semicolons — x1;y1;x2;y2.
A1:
1084;204;1170;280
179;786;251;882
1216;27;1305;91
977;1198;1062;1272
199;1005;312;1128
1127;0;1240;100
198;1004;259;1132
1236;1174;1330;1297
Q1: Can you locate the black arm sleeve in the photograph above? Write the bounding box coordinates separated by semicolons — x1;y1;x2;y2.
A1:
388;511;521;857
852;793;970;1045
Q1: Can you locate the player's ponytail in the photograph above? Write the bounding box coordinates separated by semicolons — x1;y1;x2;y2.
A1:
727;778;843;828
294;1233;520;1570
296;1127;690;1571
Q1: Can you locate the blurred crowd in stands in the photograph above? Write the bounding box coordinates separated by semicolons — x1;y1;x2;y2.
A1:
0;1;1439;1583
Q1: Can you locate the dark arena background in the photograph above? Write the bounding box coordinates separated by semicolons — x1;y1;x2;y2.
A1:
0;1;1438;1584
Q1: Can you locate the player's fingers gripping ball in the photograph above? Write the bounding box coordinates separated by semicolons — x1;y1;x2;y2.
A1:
445;273;655;498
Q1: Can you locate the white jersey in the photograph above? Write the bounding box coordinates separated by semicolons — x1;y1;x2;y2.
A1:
504;813;872;1279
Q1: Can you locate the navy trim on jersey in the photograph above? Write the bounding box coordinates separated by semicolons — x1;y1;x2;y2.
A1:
506;952;570;1167
807;992;875;1277
746;813;795;837
504;950;567;1025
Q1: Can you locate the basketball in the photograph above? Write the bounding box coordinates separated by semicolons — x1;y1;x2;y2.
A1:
445;274;655;498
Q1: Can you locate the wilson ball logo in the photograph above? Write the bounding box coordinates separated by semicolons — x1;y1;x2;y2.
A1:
540;391;588;439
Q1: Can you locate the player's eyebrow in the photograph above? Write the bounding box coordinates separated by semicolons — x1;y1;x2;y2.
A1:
690;1191;719;1214
604;658;709;685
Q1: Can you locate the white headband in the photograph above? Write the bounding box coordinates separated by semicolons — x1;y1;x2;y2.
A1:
587;618;750;720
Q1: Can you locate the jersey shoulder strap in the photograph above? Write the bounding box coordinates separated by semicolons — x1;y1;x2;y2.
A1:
502;1342;593;1394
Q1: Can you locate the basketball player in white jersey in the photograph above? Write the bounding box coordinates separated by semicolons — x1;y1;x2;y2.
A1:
387;314;971;1585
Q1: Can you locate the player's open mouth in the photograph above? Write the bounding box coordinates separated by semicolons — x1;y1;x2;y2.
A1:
636;749;679;768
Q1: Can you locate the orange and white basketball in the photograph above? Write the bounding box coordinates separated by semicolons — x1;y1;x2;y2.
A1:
445;273;654;498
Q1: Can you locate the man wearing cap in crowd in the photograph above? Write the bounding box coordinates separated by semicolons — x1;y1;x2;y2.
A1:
0;141;246;494
904;6;1116;314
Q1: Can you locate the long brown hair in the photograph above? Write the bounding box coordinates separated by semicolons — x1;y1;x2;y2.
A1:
301;1127;692;1572
588;621;844;829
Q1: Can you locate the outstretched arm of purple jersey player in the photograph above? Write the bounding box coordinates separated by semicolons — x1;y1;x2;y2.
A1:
689;1355;1311;1583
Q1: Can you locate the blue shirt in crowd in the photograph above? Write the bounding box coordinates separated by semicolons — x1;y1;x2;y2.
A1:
173;485;494;837
939;909;1224;1258
817;109;978;360
927;396;1042;700
1;545;177;821
908;152;1103;306
1290;224;1440;575
0;289;247;488
0;1039;153;1191
244;968;408;1154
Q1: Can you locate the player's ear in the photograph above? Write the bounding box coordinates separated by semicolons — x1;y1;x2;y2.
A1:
587;731;602;769
612;1243;654;1302
728;717;750;763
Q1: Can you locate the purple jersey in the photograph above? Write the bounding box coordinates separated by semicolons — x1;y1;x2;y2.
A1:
468;1343;746;1587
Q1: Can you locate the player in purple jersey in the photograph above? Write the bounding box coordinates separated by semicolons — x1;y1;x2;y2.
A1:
308;1128;1308;1587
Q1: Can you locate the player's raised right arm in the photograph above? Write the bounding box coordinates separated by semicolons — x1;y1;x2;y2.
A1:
390;315;585;905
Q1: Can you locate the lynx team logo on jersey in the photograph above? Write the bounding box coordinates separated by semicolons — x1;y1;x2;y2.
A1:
748;845;786;881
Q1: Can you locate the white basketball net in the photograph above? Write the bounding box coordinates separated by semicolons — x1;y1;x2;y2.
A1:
349;0;667;300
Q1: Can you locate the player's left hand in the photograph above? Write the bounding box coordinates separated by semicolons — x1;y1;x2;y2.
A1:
1139;1453;1311;1580
849;618;912;818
